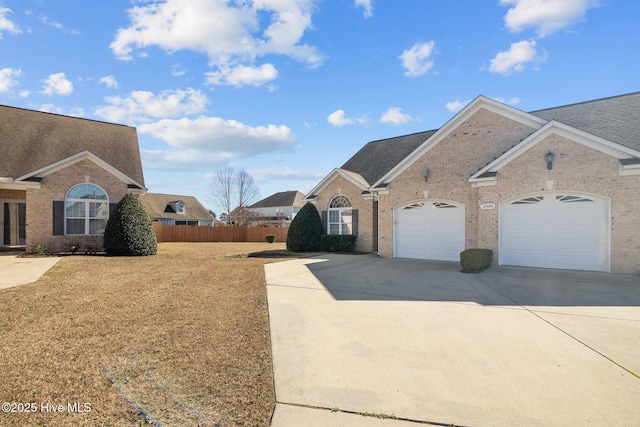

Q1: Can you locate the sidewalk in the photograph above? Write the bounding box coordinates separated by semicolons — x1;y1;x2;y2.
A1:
0;255;61;290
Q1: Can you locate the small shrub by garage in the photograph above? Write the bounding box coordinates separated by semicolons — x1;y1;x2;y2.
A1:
460;248;493;273
265;234;277;243
286;202;324;252
320;234;357;253
104;193;158;256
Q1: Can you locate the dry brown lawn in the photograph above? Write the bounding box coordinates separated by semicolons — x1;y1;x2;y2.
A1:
0;242;294;426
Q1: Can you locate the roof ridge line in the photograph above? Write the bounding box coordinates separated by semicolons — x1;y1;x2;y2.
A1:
0;104;133;128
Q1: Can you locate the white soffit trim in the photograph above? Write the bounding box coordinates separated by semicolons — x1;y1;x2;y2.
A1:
620;160;640;176
372;95;547;188
469;121;640;181
15;150;147;191
0;181;41;190
304;168;369;200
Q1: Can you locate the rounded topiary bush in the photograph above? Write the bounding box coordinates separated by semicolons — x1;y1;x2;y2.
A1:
104;193;157;256
286;202;324;252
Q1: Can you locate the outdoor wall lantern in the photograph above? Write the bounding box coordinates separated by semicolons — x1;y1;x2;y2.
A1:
422;167;429;181
545;151;555;170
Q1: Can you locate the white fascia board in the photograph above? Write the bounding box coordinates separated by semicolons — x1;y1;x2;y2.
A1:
469;121;640;182
0;181;41;190
621;161;640;176
373;95;547;188
16;150;148;191
304;168;369;200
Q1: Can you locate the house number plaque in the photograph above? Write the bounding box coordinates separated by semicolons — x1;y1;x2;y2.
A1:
480;203;495;209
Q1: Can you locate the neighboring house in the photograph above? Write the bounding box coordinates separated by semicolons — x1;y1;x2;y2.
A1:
249;190;305;226
0;105;146;252
139;193;214;226
305;92;640;274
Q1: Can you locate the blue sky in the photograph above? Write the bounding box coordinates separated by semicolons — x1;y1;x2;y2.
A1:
1;0;638;213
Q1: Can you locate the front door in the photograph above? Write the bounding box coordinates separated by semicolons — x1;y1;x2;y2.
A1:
1;201;26;247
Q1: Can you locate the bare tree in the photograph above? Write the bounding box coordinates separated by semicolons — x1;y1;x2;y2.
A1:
208;167;260;225
237;170;260;209
209;167;235;224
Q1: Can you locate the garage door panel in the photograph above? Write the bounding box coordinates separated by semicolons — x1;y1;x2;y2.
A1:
500;194;609;272
395;201;465;262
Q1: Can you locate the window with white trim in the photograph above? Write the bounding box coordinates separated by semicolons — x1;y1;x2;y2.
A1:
65;184;109;235
328;195;352;235
511;196;544;205
556;195;594;203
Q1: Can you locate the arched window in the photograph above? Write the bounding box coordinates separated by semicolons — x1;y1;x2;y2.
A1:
65;184;109;235
328;195;352;235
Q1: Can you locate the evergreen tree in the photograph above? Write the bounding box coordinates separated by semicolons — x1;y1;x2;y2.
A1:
104;193;157;256
286;202;324;252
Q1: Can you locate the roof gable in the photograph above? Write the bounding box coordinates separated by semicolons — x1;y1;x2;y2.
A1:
139;193;214;221
469;120;640;183
15;150;146;190
251;190;306;208
371;96;547;188
0;105;145;185
304;168;370;200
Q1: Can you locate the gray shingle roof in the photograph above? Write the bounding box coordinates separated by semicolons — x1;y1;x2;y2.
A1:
251;190;306;208
340;130;437;185
139;193;214;221
0;105;145;184
529;92;640;151
339;92;640;182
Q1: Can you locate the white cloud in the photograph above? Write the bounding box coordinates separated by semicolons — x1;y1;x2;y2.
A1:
400;41;436;77
249;167;327;182
110;0;324;72
139;116;296;169
99;75;119;89
205;63;278;87
94;88;208;123
500;0;598;37
39;14;63;29
492;96;521;105
38;104;85;117
445;99;471;112
171;64;187;77
355;0;374;18
0;7;21;38
0;68;23;92
40;72;73;96
489;40;544;75
327;109;369;127
380;107;411;125
327;109;354;127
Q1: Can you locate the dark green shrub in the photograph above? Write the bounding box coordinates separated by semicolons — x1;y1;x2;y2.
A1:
104;193;157;256
320;234;357;252
286;202;324;252
266;234;277;243
460;248;493;273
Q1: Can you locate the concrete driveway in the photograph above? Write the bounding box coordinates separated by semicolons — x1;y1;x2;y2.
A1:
0;255;60;290
265;254;640;426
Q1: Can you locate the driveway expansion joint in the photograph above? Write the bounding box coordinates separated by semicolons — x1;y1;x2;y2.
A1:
472;275;640;380
275;401;465;426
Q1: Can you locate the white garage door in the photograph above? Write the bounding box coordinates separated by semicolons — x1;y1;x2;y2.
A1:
500;194;609;272
394;201;465;261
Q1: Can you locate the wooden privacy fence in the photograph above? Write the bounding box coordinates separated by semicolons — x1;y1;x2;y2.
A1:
152;222;289;243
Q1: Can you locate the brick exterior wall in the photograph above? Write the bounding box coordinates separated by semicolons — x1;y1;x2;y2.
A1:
25;159;131;252
377;109;536;258
476;134;640;274
315;108;640;274
311;174;375;253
